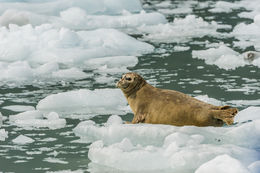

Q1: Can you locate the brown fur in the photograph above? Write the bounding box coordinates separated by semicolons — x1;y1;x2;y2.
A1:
116;72;238;127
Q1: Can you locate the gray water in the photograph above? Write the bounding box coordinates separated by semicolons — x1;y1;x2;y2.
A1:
0;0;260;172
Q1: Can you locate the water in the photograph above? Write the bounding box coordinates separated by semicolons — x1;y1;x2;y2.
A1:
0;0;260;172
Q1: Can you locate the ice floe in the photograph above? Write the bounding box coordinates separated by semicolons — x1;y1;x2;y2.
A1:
74;111;260;172
2;105;35;112
192;45;249;70
12;134;35;145
232;14;260;51
138;15;230;43
0;25;153;64
37;89;128;118
209;1;242;13
9;110;66;129
84;56;138;74
0;24;153;82
0;1;166;32
0;0;143;16
0;129;8;141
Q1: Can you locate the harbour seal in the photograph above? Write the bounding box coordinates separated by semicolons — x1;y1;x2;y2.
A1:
243;51;260;63
116;72;238;127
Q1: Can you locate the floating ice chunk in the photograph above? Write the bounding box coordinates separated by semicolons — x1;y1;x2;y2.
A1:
237;1;260;19
0;9;48;27
232;16;260;51
227;99;260;107
35;62;59;75
10;111;66;129
59;8;166;31
195;154;250;173
0;112;2;127
0;61;88;82
209;1;242;13
0;129;8;141
192;45;247;70
158;7;192;15
88;136;258;172
105;115;123;126
2;105;35;112
79;112;260;172
12;135;35;145
43;157;68;164
0;25;153;65
88;139;170;171
139;15;228;43
37;89;128;117
0;0;143;16
254;14;260;27
85;56;138;74
195;95;222;106
248;161;260;173
173;46;190;52
52;68;88;79
73;115;177;145
235;107;260;123
0;61;34;80
9;110;43;122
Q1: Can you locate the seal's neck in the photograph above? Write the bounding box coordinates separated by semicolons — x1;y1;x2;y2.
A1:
123;79;146;98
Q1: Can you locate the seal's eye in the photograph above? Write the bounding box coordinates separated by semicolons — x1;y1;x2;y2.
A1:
125;77;132;81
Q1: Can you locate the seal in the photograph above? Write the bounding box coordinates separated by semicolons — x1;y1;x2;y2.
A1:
116;72;238;127
243;51;260;63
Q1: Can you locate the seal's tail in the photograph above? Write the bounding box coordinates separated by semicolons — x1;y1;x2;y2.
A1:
212;105;238;125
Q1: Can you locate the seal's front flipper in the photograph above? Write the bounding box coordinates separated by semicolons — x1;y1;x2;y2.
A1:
132;113;146;124
212;106;238;125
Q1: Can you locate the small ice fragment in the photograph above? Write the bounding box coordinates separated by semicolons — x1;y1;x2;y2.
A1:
12;135;35;145
0;129;8;141
43;157;68;164
105;115;123;126
2;105;35;112
0;112;2;127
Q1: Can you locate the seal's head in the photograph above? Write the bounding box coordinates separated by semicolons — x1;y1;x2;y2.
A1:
116;72;146;97
243;51;255;62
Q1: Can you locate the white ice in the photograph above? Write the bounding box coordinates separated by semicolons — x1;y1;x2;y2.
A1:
37;89;128;118
195;95;222;106
9;110;66;129
74;111;260;172
84;56;138;74
232;14;260;51
209;1;242;13
138;15;230;43
195;154;250;173
12;134;35;145
192;45;250;70
43;157;68;164
0;24;153;82
0;112;2;127
2;105;35;112
0;129;8;141
0;0;143;16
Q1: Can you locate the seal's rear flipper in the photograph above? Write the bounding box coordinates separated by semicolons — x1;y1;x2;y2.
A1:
212;107;238;125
